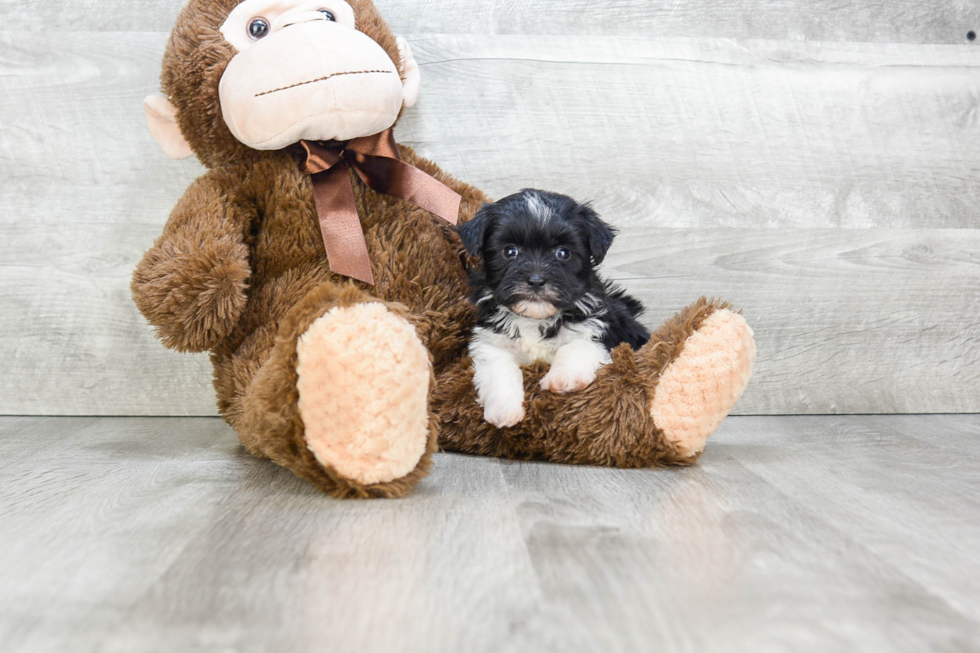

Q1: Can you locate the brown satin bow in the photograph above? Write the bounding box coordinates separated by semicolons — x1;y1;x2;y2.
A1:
300;129;461;285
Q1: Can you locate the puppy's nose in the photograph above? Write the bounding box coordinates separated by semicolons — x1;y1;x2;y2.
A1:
527;273;546;288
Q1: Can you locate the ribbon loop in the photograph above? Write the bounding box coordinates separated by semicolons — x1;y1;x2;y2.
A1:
300;129;462;285
301;140;343;175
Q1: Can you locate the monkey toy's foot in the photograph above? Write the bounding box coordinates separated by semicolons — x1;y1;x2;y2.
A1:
295;302;434;492
235;284;438;499
649;308;756;458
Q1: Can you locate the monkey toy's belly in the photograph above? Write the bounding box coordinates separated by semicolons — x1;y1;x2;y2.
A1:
223;167;475;379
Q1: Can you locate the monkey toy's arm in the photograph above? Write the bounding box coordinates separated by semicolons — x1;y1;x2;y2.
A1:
131;171;253;353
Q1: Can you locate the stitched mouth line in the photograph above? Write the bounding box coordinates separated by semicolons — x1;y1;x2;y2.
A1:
255;69;395;98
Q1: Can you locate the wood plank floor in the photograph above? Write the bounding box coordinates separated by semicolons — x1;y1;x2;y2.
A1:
1;415;978;652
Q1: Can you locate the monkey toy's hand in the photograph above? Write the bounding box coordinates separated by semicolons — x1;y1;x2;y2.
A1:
131;176;251;353
132;235;249;352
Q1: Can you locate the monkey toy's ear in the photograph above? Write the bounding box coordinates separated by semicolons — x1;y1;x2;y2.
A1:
143;94;194;159
458;203;495;257
396;37;421;109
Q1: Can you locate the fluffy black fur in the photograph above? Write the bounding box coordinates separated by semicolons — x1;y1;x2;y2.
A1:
459;189;650;350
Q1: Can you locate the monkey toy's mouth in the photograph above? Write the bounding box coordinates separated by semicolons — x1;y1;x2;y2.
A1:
255;69;396;98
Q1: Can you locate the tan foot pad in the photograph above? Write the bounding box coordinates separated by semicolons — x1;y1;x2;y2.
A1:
296;303;431;486
650;309;756;457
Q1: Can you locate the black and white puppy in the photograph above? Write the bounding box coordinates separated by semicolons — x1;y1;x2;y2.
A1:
458;189;650;428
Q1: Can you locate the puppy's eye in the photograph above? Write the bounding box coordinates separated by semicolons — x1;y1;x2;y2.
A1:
504;246;519;259
555;248;570;260
319;9;336;21
248;17;270;39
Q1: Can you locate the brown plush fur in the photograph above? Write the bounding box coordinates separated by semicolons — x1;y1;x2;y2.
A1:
134;0;746;498
436;297;728;467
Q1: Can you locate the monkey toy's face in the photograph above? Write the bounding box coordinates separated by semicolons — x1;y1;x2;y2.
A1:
145;0;420;162
218;0;415;149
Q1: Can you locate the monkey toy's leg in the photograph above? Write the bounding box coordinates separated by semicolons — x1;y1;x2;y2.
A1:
642;301;756;458
434;298;755;466
228;282;438;499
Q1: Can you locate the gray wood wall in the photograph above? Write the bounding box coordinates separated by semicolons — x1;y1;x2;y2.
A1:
2;1;978;416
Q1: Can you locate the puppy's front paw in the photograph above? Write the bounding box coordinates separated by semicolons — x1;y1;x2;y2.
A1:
483;396;526;428
540;365;596;394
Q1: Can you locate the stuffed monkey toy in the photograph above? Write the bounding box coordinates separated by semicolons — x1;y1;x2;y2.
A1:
134;0;756;498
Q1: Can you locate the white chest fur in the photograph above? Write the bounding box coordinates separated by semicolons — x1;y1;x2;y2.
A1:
468;308;613;428
470;309;606;366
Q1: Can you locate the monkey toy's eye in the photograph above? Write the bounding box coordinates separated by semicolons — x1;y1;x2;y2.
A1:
248;17;270;39
555;248;570;260
319;9;336;21
504;246;519;259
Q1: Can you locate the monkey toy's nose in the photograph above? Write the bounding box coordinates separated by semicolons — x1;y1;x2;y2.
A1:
528;274;546;288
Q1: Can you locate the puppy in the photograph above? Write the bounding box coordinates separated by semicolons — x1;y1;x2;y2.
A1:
458;189;650;428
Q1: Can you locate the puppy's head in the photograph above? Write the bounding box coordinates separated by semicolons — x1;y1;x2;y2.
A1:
459;189;615;319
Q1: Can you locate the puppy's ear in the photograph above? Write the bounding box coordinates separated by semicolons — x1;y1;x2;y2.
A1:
458;203;495;257
579;205;617;264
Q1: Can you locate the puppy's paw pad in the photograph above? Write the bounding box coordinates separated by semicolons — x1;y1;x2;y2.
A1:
540;367;595;394
483;400;525;428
